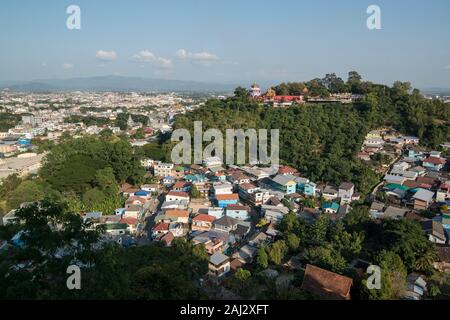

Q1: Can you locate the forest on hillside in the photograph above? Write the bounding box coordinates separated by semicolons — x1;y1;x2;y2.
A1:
170;72;450;194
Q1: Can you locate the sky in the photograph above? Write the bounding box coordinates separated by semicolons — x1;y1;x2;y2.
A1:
1;0;450;88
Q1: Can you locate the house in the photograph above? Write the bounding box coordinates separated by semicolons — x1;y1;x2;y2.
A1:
125;196;147;206
120;183;139;197
172;181;191;192
184;174;206;183
322;202;340;214
434;245;450;273
437;181;450;202
227;172;251;185
208;207;225;219
119;217;139;234
213;215;240;233
412;188;434;210
232;244;258;264
123;204;143;219
301;264;353;300
421;220;446;244
423;156;446;172
104;223;128;236
162;176;175;187
261;204;289;224
404;274;427;300
165;209;190;224
140;184;159;193
160;232;175;247
226;205;250;221
134;190;151;199
370;201;385;219
152;222;171;238
154;162;174;177
403;136;420;145
295;177;316;197
166;191;190;202
384;174;406;185
191;214;216;232
168;222;185;237
192;237;224;255
321;185;339;201
161;199;189;211
278;165;298;176
208;252;230;279
338;182;355;204
216;193;239;208
382;206;407;220
213;182;233;196
271;174;297;195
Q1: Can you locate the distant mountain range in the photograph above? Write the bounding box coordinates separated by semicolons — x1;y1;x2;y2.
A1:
0;76;242;93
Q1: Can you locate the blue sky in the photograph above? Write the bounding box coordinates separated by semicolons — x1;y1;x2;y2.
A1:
1;0;450;88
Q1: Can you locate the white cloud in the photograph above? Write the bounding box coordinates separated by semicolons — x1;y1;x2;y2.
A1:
155;57;173;69
96;50;117;61
131;50;156;62
176;49;220;66
130;50;173;69
63;63;74;70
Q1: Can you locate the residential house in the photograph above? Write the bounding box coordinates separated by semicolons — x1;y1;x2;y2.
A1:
216;193;239;208
322;202;340;214
295;177;316;197
412;189;435;211
382;206;407;220
192;214;216;232
165;209;190;224
423;156;446;172
168;222;184;237
226;205;250;221
278;165;298;176
213;215;240;233
384;174;406;185
162;176;175;187
437;181;450;202
192;237;224;255
227;172;251;185
208;207;225;219
338;182;355;204
208;252;230;279
261;204;289;224
104;223;128;236
123;204;143;219
321;185;339;201
172;181;191;193
166;191;190;202
421;220;446;244
152;222;170;238
271;174;297;195
140;184;159;193
404;274;427;300
119;217;139;234
369;201;385;219
213;182;233;196
301;264;353;300
232;245;258;264
154;162;174;177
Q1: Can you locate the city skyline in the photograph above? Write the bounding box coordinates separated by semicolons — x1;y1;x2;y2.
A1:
1;0;450;89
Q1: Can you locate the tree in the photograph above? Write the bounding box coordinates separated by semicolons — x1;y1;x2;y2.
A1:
189;184;202;199
257;246;269;269
6;180;60;210
364;250;407;300
303;245;347;273
268;240;287;265
308;214;330;246
234;87;249;99
286;233;300;252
